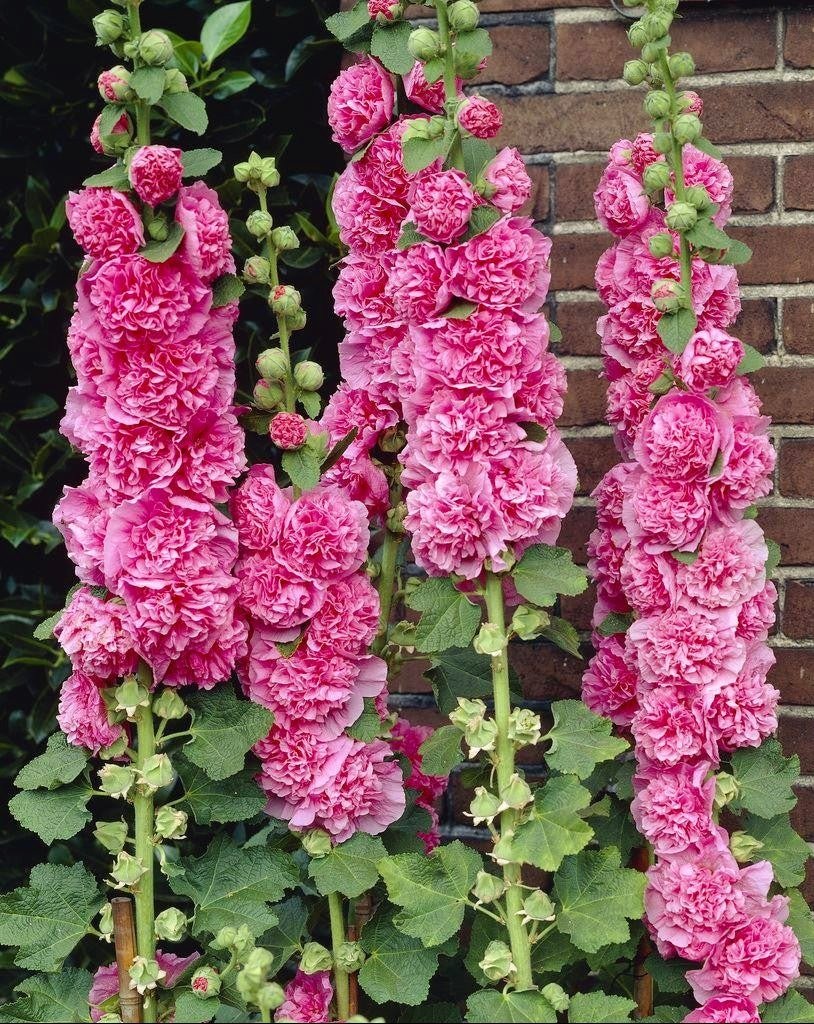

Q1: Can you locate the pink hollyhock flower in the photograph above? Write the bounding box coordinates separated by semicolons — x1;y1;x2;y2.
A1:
128;144;184;206
710;418;775;518
368;0;399;19
66;188;144;261
334;253;397;328
355;118;413;200
306;575;380;656
256;726;334;806
54;588;137;682
408;168;476;244
447;216;551;312
90;110;131;154
162;609;248;689
630;133;662;175
340;320;410;399
270;412;308;450
676;144;734;227
736;581;777;644
635;392;733;482
619;547;675;616
171;406;247;503
238;550;326;629
176;181;235;283
388;242;450;322
230;464;290;552
632;685;719;768
710;644;779;750
600;299;664;371
97;67;130;102
596;245;625;307
593;463;636;533
53;482;111;586
327;58;394;152
514;351;568;427
390;718;448;852
683;91;704;116
483;147;533;213
58;671;123;754
697;262;742;330
458;95;503;139
679;328;745;391
321;382;400;456
587;527;629;615
284;487;369;581
67;310;104;388
582;634;638;727
320;452;391;522
274;970;333;1024
333;175;408;256
632;763;723;856
404;61;460;113
594;164;651;237
687;912;800;1006
623;469;711;554
683;997;759;1024
89;951;200;1022
676;521;767;610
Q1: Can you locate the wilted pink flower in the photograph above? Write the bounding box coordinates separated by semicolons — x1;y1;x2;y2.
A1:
270;412;308;450
408;168;476;244
457;95;503;138
128;144;184;206
66;188;144;261
327;58;394;152
58;671;123;754
274;970;333;1024
483;147;532;213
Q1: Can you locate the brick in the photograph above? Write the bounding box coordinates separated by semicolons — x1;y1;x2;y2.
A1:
557;13;776;82
477;24;550;86
555;299;604;356
522;163;550;222
785;11;814;69
558;506;595;565
784;581;814;640
772;648;814;706
726;155;775;214
511;642;584;702
731;298;776;353
561;368;608;427
784;154;814;210
783;297;814;355
556;162;602;222
753;367;814;423
726;225;814;286
550;232;610;292
560;582;598;634
779;438;814;499
566;435;619;495
759;507;814;566
791;783;814;842
779;715;814;774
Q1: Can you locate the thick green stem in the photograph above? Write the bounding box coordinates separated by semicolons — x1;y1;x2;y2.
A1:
434;1;457;107
134;663;157;1022
373;527;400;656
328;891;350;1021
484;572;534;990
260;189;296;415
658;53;693;298
128;2;151;146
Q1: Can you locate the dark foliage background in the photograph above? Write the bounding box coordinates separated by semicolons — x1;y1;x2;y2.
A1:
0;0;342;892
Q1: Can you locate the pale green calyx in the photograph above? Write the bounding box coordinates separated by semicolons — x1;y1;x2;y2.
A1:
111;851;147;889
191;966;222;999
467;786;502;826
94;818;129;853
139;752;174;791
520;889;555;924
246;210;274;239
408;27;442;62
99;902;115;941
114;676;149;718
154;805;188;840
99;763;137;800
154;907;187;942
152;688;188;720
542;983;570;1013
507;707;542;747
479;940;515;981
294;360;324;392
271;226;299;252
510;604;549;641
729;830;764;863
93;10;125;45
212;923;255;959
714;771;741;812
473;620;507;656
499;772;533;812
129;956;166;995
335;941;366;973
301;828;332;858
300;941;333;974
472;869;507;905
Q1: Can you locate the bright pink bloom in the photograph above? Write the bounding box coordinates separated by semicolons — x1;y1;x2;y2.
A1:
97;67;129;102
90;951;200;1022
594;164;651;237
176;181;235;283
306;574;380;656
334;253;397;328
623;470;711;555
54;588;137;682
683;997;759;1023
53;482;111;586
404;61;458;113
709;644;779;750
736;581;777;644
711;418;775;517
66;188;144;260
679;329;745;391
237;550;326;629
327;58;394;152
619;546;675;615
676;521;767;610
582;634;638;726
483;148;533;213
274;970;333;1024
58;671;123;754
388;242;450;322
230;464;290;552
270;412;308;450
128;144;184;206
634;392;732;482
408;168;476;244
368;0;399;19
284;487;369;581
632;685;719;769
632;764;723;856
458;95;503;138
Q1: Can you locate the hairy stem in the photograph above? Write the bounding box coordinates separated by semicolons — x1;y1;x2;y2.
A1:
484;572;534;990
434;0;457;107
134;663;156;1022
261;189;296;415
328;891;350;1021
128;2;151;146
658;53;693;298
373;527;400;656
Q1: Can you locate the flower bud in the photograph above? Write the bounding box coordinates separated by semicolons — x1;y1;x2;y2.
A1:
93;10;125;45
467;786;502;826
644;90;671;119
507;707;542;747
99;902;115;941
652;131;673;155
129;956;166;995
140;753;174;791
669;51;695;79
466;718;498;757
244;256;271;285
114;676;149;718
154;806;188;840
542;983;570;1013
473;621;506;656
154;907;187;942
270;284;302;318
453;48;481;80
253;379;284;411
152;688;188;721
99;764;136;800
271;226;300;252
479;940;515;982
685;184;711;210
294;360;324;392
98;66;132;102
673;112;702;145
111;852;147;889
450;697;486;729
386;502;407;535
301;829;332;858
521;889;555;923
246;210;273;239
666;200;698;232
138;29;174;67
448;0;479;32
236;947;275;1002
100;735;129;760
729;830;764;864
163;68;189;95
652;277;682;313
622;60;648;87
300;942;333;975
627;22;648;49
714;771;741;812
256;347;289;380
147;217;169;242
408;27;442;62
648;232;675;258
642;12;672;40
335;941;366;973
641;40;668;64
510;604;549;641
270;412;308;451
257;982;286;1014
472;870;507;905
191;966;221;999
642;161;670;194
499;772;533;811
211;924;254;956
94;819;129;853
288;307;308;332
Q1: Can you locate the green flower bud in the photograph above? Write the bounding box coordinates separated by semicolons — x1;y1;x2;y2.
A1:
335;941;366;973
452;48;481;80
642;12;672;40
147;216;169;242
644;90;671;119
472;869;507;905
499;772;533;811
541;983;570;1013
257;982;286;1014
191;965;221;999
521;889;555;923
138;29;174;67
448;0;479;33
714;771;741;812
652;131;674;155
140;753;174;791
270;284;302;318
507;707;542;747
466;717;499;757
648;232;675;258
643;160;671;193
163;68;188;95
152;688;188;721
467;786;502;825
666;200;698;232
473;621;507;656
408;27;442;62
253;379;284;411
94;819;129;853
294;360;324;392
154;805;188;840
99;764;136;800
685;184;711;210
449;697;487;729
627;22;648;49
130;956;166;995
301;829;332;858
729;830;764;864
510;604;549;641
256;347;288;380
98;65;132;102
651;277;682;313
114;676;149;718
212;923;256;959
300;942;333;975
236;947;275;1002
154;907;187;942
244;256;271;286
271;226;300;252
258;157;281;188
111;851;147;889
246;210;274;239
673;112;702;145
623;60;648;87
479;940;515;982
288;307;308;332
93;10;125;45
233;160;252;183
669;51;695;79
99;902;115;941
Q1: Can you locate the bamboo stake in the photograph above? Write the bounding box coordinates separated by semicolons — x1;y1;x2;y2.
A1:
112;896;143;1023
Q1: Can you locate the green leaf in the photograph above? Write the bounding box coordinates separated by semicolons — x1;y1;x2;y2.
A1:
644;953;693;994
510;775;594;871
521;421;548;443
589;795;642;863
736;343;765;375
762;991;814;1023
214;69;256;98
545;700;629;780
32;610;63;641
640;1010;688;1024
397;221;430;250
176;756;266;825
686;218;732;251
172;993;220;1024
0;862;104;972
359;911;444;1005
426;648;495;714
346;697;388;741
140;222;185;263
9;784;92;845
325;0;370;43
407;577;482;654
568;993;636;1023
82;165;129;189
309;833;387;899
553;847;647;954
742;813;810;888
691;136;722;159
212;273;245;307
730;739;799;818
184;685;273;781
159;92;208;135
657;307;697;354
201;1;252;63
281;447;322;492
466;205;502;238
399;1004;462;1023
542;616;582;658
671;549;699;565
787;889;814;967
596;612;634;637
766;538;782;576
443;300;478;320
462;136;497;183
370;20;413;74
513;545;588;607
379;841;482;947
0;969;92;1023
403;135;452;175
715;237;752;265
466;990;556;1024
131;66;165;105
14;733;88;790
418;725;463;775
454;28;493;65
321;427;358;474
259;896;308;972
182;148;223;177
169;835;299;937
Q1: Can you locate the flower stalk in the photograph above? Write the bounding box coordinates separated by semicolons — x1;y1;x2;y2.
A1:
328;891;350;1021
134;664;157;1023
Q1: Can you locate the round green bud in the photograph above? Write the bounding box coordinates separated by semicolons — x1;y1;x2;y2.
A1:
448;0;479;33
541;984;570;1014
163;68;189;94
256;348;289;381
93;10;125;45
253;379;283;411
499;772;533;811
473;621;506;657
99;763;136;800
623;60;648;87
479;940;515;982
236;947;275;1002
212;923;255;959
521;889;555;923
627;22;648;49
666;200;698;232
111;851;147;888
335;941;367;973
114;676;149;717
257;983;286;1014
288;307;308;332
154;907;187;942
507;707;542;747
270;284;302;318
472;870;507;905
643;160;671;192
467;786;502;825
651;277;682;312
644;90;671;119
648;232;675;258
94;819;128;853
294;360;324;392
510;604;549;641
672;112;702;145
300;942;333;975
642;12;672;40
147;217;169;242
669;51;695;79
244;256;271;285
714;771;741;812
140;753;174;791
153;688;188;720
642;39;668;64
729;830;764;864
138;29;174;67
154;806;188;840
652;131;674;155
408;27;442;62
246;210;273;239
685;184;711;210
301;829;332;858
271;226;299;252
191;966;222;1000
129;956;165;995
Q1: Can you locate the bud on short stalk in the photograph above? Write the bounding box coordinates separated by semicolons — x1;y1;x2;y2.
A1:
270;284;302;318
652;131;674;155
642;39;668;65
244;256;271;286
507;707;542;747
247;210;274;239
288;307;307;332
652;278;683;313
130;956;166;995
257;983;286;1014
623;60;648;87
669;51;695;79
93;10;125;45
163;68;188;94
147;217;169;242
714;771;741;812
542;984;570;1013
499;772;533;812
253;379;284;411
94;819;129;853
139;752;174;792
152;688;188;720
672;112;702;145
99;764;137;800
154;907;187;942
685;184;712;210
111;851;147;889
644;90;671;119
510;604;548;641
521;889;555;923
138;29;174;66
155;805;188;840
408;27;442;62
98;65;132;102
448;0;479;32
212;923;255;959
648;231;675;258
191;966;221;999
294;360;324;392
335;941;366;972
115;676;149;718
641;12;672;40
666;201;698;232
236;947;275;1002
467;786;502;826
473;621;507;656
271;226;299;252
479;940;515;982
472;869;507;905
627;22;648;49
99;903;115;941
256;347;288;380
729;830;764;863
301;829;332;858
